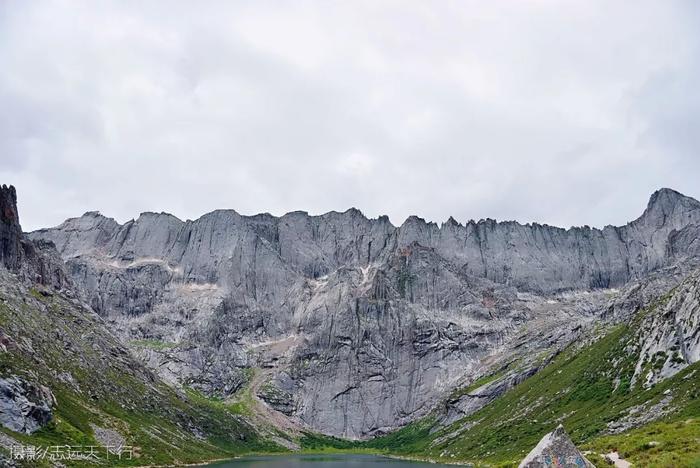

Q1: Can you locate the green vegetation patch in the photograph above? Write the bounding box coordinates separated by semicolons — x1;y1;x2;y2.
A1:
128;338;178;350
367;295;700;467
584;418;700;467
0;288;281;467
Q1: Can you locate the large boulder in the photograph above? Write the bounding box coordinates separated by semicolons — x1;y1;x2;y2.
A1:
519;425;595;468
0;375;54;434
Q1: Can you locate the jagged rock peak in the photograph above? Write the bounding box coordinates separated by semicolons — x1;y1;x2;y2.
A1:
402;214;434;226
1;184;19;226
649;187;693;205
0;184;69;289
342;207;364;217
444;216;461;227
137;211;183;220
29;187;700;297
644;187;700;215
627;188;700;233
57;187;700;235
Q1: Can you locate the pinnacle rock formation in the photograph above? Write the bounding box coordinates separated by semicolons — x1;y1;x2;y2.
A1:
0;184;68;289
0;184;22;272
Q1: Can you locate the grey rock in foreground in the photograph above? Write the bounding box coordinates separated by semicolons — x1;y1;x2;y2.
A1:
519;425;595;468
0;375;54;434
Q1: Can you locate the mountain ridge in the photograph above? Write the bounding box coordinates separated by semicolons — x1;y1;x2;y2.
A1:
3;181;700;461
40;186;698;233
31;187;700;295
25;186;700;438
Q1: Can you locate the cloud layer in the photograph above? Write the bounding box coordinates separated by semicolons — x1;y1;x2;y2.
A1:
1;0;699;231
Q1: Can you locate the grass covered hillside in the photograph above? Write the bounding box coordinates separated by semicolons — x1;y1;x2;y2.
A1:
366;279;700;467
3;263;699;467
0;272;283;467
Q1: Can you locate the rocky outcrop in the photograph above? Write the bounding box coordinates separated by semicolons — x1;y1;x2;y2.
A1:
0;375;54;434
257;381;296;416
31;188;700;295
0;254;265;463
631;270;700;387
441;365;542;426
26;188;700;437
0;185;22;272
519;425;595;468
0;185;69;289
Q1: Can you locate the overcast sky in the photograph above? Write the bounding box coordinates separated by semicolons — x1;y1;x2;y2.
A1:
1;1;699;231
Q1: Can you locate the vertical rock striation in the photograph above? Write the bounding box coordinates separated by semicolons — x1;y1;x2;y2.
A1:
32;188;700;295
26;188;700;437
0;185;22;272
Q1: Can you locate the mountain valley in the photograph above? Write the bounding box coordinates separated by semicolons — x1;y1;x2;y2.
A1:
1;184;699;467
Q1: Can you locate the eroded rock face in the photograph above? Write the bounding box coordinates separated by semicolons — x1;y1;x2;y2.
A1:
631;270;700;387
257;381;296;416
441;365;541;426
0;375;54;434
32;188;700;296
0;185;69;289
519;425;595;468
26;188;700;437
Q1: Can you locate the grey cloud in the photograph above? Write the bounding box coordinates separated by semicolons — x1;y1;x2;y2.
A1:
0;0;699;231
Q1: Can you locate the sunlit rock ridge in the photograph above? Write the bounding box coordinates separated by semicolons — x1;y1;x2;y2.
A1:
29;188;700;438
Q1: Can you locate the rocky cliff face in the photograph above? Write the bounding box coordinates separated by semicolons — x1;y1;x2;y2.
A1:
631;270;700;387
0;185;280;465
0;185;22;272
31;188;700;294
28;188;700;438
0;185;68;289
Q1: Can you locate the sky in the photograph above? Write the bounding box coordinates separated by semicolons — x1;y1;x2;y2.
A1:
1;0;699;231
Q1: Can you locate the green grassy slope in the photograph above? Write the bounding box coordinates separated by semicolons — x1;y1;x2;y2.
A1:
0;281;283;467
3;268;699;467
365;299;700;467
